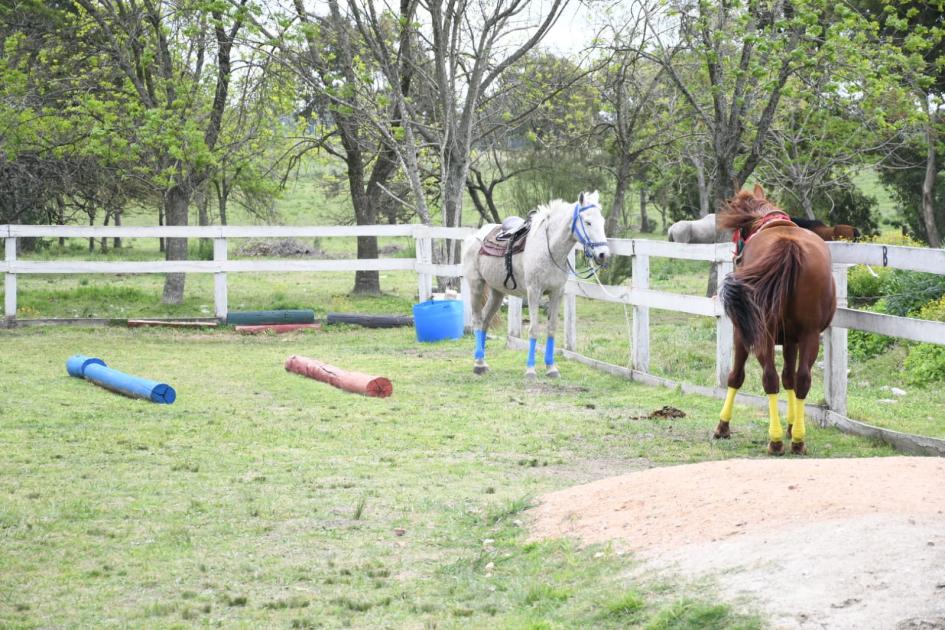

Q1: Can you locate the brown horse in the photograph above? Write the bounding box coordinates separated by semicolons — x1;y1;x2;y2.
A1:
790;216;860;241
716;186;837;455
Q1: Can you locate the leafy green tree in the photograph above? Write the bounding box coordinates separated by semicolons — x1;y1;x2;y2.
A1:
859;0;945;246
67;0;254;303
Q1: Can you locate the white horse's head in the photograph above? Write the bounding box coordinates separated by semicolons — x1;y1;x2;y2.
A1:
574;190;611;266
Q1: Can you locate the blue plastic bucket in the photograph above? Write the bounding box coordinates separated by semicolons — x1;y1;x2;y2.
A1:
413;300;464;342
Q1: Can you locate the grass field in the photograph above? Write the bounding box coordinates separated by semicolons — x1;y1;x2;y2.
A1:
0;324;895;629
1;167;941;627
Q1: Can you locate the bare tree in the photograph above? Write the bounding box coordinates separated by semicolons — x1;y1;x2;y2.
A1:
348;0;568;270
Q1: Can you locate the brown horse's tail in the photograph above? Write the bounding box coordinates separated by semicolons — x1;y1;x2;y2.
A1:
721;238;803;349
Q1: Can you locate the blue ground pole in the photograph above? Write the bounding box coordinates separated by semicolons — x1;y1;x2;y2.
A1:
66;355;176;404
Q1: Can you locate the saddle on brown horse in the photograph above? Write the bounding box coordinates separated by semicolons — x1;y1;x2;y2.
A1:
479;216;531;289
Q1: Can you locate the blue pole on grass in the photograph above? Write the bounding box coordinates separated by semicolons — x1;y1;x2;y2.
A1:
66;355;176;404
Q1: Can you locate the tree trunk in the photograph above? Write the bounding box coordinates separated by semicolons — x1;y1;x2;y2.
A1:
101;210;110;253
161;184;190;304
113;209;122;249
197;184;210;255
607;157;632;235
922;110;942;247
56;196;66;246
706;162;738;297
439;157;467;289
691;153;711;218
214;180;230;226
219;190;228;226
88;211;95;252
640;186;651;233
158;205;165;253
800;188;816;220
349;163;380;296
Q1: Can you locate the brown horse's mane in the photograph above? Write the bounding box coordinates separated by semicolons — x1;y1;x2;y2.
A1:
717;190;783;235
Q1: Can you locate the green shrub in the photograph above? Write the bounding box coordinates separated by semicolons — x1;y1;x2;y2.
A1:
905;344;945;385
904;296;945;385
847;265;891;307
882;270;945;317
848;302;895;360
849;329;895;360
917;295;945;322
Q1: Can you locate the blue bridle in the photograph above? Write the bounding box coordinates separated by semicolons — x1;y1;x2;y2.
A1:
570;202;609;260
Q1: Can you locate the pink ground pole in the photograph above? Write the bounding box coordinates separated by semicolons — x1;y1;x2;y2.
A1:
284;355;393;398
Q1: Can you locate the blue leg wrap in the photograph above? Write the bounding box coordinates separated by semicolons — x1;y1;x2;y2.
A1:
527;338;537;368
474;330;487;360
545;337;555;366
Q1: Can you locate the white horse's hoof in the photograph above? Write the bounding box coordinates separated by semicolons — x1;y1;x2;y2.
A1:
525;368;537;381
473;363;490;375
545;366;560;379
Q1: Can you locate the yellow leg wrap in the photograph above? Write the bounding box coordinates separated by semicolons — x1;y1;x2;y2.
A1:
720;387;737;422
785;389;797;425
767;394;783;442
792;397;806;442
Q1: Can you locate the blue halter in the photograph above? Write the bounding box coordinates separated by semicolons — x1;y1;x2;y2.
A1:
570;202;609;260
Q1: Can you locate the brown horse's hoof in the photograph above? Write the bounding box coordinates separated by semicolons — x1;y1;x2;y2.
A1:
791;441;807;455
713;421;731;439
767;440;784;455
786;424;793;439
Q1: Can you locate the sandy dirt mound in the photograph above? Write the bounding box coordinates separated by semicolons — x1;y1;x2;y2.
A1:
530;457;945;629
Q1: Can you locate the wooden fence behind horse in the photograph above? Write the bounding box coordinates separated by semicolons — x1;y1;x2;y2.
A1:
3;224;945;454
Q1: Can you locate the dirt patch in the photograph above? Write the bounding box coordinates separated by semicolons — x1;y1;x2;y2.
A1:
235;238;323;258
529;457;945;629
630;405;686;420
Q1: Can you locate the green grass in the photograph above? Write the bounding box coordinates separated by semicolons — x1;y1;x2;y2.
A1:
0;324;894;628
0;167;935;627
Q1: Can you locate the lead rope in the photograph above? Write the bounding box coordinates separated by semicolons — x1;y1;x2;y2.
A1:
569;244;635;371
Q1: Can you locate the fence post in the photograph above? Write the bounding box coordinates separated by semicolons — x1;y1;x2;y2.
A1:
213;237;228;321
416;233;433;303
716;256;734;388
824;264;849;419
4;237;16;323
631;247;650;373
507;296;522;339
564;248;577;351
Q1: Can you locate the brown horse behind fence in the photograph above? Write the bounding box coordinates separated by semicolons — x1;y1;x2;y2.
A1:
790;216;860;241
716;186;837;455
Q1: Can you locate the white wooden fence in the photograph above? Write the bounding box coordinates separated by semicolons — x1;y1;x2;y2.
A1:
3;224;945;454
503;238;945;455
1;224;475;324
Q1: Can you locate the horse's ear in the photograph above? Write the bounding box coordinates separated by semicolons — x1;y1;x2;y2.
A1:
753;184;765;199
579;192;585;205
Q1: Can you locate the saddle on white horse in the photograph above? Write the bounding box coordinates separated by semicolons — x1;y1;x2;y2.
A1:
478;215;532;290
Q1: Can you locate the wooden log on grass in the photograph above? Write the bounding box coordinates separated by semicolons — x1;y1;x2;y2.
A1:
325;312;413;328
284;355;393;398
236;323;321;335
128;319;218;328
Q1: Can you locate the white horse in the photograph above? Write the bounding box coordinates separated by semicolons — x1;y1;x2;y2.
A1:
667;213;716;243
462;191;611;378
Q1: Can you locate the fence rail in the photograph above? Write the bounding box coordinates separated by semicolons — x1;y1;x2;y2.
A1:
2;224;944;455
504;237;945;455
